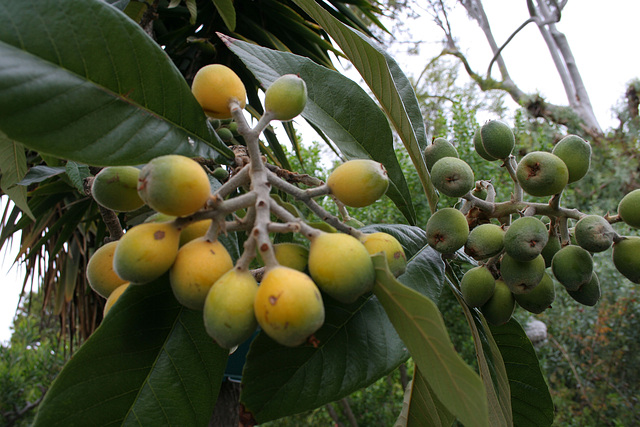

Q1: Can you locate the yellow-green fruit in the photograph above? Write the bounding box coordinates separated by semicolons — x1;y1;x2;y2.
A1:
274;243;309;272
360;232;407;277
423;137;459;172
567;271;601;306
481;280;515;326
138;155;211;217
426;208;469;254
191;64;247;119
618;189;640;228
552;135;591;183
145;212;176;223
113;222;181;283
169;237;234;310
91;166;144;212
541;233;561;268
265;74;308;121
103;283;130;317
612;237;640;283
514;272;555;314
516;151;569;197
179;219;212;246
430;157;475;198
479;120;515;159
500;253;546;294
464;224;505;260
308;233;375;303
203;268;258;349
87;241;128;299
574;215;615;253
473;128;498;161
504;216;548;261
327;160;389;208
551;245;593;291
460;266;496;308
254;266;325;347
216;127;234;142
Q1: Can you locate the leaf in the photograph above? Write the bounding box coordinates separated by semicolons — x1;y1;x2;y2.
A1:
395;367;455;427
361;224;429;260
17;166;66;186
33;276;229;426
212;0;236;31
0;132;34;219
490;319;555;427
65;161;92;194
0;0;233;166
222;35;417;225
372;255;490;427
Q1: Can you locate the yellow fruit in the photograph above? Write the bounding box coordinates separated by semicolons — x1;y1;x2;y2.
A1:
265;74;308;121
273;243;309;272
327;160;389;208
360;232;407;277
254;266;325;347
91;166;144;212
179;219;212;246
169;237;234;310
86;241;128;299
191;64;247;119
103;283;130;317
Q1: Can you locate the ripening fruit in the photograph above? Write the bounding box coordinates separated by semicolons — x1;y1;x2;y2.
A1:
169;237;234;310
327;159;389;208
103;283;130;317
308;233;375;303
191;64;247;119
516;151;569;197
514;272;555;314
473;128;498;161
478;120;515;160
464;224;505;260
500;253;546;294
274;243;309;272
430;157;475;198
567;271;601;306
552;135;591;183
360;232;407;277
541;233;561;268
91;166;144;212
612;237;640;283
503;216;548;261
179;219;212;246
203;268;258;349
551;245;593;291
265;74;308;121
481;279;515;326
618;189;640;228
254;266;325;347
113;222;181;284
138;155;211;217
423;137;459;172
86;241;128;299
460;266;496;308
574;215;615;253
426;208;469;254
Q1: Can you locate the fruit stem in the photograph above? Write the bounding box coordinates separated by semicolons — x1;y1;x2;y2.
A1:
504;156;523;201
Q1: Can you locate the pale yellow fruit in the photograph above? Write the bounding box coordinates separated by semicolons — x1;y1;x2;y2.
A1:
103;283;130;317
327;160;389;208
360;232;407;277
191;64;247;119
86;241;127;299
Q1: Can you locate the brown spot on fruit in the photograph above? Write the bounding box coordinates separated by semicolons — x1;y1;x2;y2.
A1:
154;230;165;240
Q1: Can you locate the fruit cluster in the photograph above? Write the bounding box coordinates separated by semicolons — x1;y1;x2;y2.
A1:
425;120;640;325
86;66;406;349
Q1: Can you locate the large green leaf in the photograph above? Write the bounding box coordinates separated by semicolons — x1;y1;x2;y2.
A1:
0;0;232;166
33;276;228;426
223;36;417;225
395;367;455;427
0;133;34;219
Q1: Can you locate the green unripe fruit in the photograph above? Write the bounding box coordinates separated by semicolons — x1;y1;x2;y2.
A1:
612;237;640;283
216;127;234;142
191;64;247;119
203;268;258;349
504;216;548;261
567;271;601;306
541;233;561;268
552;135;591;183
86;241;128;299
113;222;181;283
479;120;515;159
460;266;496;308
426;208;469;254
481;279;515;326
551;245;593;291
473;128;498;161
91;166;144;212
265;74;308;121
618;189;640;228
254;266;325;347
471;186;488;200
516;151;569;197
464;224;505;260
274;243;309;272
360;232;407;277
228;122;239;135
138;155;211;217
575;215;615;253
308;233;375;303
212;167;229;181
327;159;389;208
423;137;459;172
169;237;234;310
103;283;130;317
500;253;546;294
514;272;555;314
430;157;475;198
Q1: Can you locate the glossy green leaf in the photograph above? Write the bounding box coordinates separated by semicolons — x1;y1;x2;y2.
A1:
33;276;228;426
373;255;490;427
0;0;233;166
395;367;455;427
0;133;34;219
65;162;92;194
17;166;66;186
212;0;236;31
223;35;417;225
